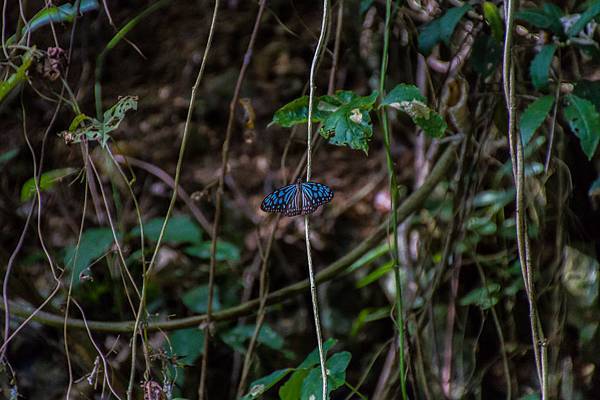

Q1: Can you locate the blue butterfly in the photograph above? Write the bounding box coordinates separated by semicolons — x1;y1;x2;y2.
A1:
261;180;334;217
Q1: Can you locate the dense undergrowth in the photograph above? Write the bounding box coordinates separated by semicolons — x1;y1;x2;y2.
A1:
1;0;600;399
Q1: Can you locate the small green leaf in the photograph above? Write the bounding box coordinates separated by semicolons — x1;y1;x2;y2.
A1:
459;283;501;309
466;216;497;236
519;95;555;144
355;260;394;288
63;228;116;285
418;5;472;55
0;149;19;168
300;352;352;400
472;189;515;208
567;0;600;37
319;91;378;153
381;84;426;106
270;96;332;128
166;328;205;365
483;2;504;42
530;44;557;90
350;307;389;337
220;324;284;353
516;4;564;35
131;215;202;245
20;167;77;202
563;94;600;160
241;369;293;400
184;241;240;262
0;49;34;104
182;285;221;314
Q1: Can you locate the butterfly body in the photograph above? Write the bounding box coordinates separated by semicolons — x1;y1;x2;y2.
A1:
261;181;334;217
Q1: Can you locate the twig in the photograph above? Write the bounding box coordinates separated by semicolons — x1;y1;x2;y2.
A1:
378;0;408;398
199;1;263;399
305;0;330;398
3;144;458;334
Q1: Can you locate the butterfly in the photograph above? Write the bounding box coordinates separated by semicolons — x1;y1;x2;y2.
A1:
261;180;334;217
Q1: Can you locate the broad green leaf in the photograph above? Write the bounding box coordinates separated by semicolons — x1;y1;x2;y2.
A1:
516;4;564;35
382;84;446;137
573;80;600;112
0;50;34;104
483;2;504;42
319;91;378;153
561;246;599;307
182;284;221;313
131;215;202;245
241;369;293;400
184;241;240;262
270;96;334;128
418;5;472;55
298;338;337;369
20;167;78;202
0;149;19;168
563;94;600;159
62;96;138;146
471;34;502;77
519;95;555;144
220;323;284;353
459;283;501;309
166;328;204;365
279;369;310;400
530;44;557;90
300;352;352;400
63;228;115;284
381;84;426;106
567;0;600;37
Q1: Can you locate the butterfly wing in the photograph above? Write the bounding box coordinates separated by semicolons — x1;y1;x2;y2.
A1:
300;182;334;214
261;183;299;215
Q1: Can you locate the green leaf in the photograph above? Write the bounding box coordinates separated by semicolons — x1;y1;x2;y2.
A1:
0;49;34;104
530;44;557;90
589;176;600;197
483;2;504;42
131;215;202;245
382;84;446;137
20;167;78;202
63;228;115;285
0;149;19;168
573;80;600;112
63;95;138;146
470;34;502;77
360;0;374;14
563;94;600;159
355;260;394;288
241;369;293;400
350;307;390;337
182;285;221;313
516;4;564;35
459;283;501;309
298;338;337;369
166;328;204;365
567;0;600;37
472;189;515;208
270;96;333;128
300;352;352;400
279;369;311;400
519;95;555;144
319;91;378;153
220;324;284;353
466;216;497;236
184;241;240;262
418;5;472;55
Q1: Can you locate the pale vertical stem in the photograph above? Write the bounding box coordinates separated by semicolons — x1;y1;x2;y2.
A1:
305;0;330;398
378;0;408;398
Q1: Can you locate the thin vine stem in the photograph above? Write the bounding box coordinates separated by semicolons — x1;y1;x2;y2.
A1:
305;0;330;398
502;0;547;397
378;0;407;398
